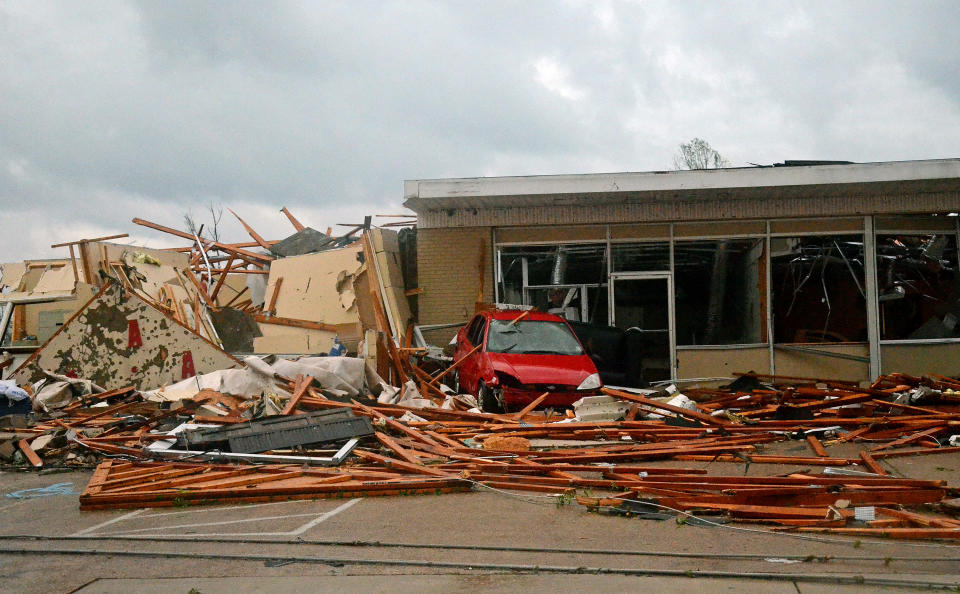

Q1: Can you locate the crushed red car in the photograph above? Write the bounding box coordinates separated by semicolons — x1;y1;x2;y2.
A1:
451;309;602;413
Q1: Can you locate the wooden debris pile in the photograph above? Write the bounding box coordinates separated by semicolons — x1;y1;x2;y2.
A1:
8;371;934;540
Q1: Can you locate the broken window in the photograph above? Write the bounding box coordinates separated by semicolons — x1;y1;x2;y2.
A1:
674;239;766;345
496;244;608;323
771;235;867;343
877;234;960;340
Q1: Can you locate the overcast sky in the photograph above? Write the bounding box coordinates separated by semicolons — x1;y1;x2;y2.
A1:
2;1;958;263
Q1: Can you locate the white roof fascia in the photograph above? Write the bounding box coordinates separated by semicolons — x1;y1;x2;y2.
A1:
404;159;960;205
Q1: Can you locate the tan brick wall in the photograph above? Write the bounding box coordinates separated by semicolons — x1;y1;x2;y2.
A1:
417;227;494;345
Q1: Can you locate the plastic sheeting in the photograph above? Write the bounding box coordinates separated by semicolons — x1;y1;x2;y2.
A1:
31;372;106;412
145;355;390;402
0;379;29;403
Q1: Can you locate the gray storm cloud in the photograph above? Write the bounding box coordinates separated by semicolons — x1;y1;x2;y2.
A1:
1;0;957;262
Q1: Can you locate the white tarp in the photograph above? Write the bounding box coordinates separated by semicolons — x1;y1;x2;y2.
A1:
145;355;390;402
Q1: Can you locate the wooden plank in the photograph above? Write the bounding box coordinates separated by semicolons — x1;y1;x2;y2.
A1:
601;387;728;427
806;434;829;457
858;450;888;475
209;256;235;303
131;218;273;263
375;432;424;466
280;207;306;232
18;439;42;467
281;374;312;415
253;313;337;333
223;286;249;308
51;233;129;248
511;392;550;421
228;208;271;249
267;277;283;314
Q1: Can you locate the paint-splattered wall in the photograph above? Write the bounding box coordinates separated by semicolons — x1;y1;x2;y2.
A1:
13;283;238;390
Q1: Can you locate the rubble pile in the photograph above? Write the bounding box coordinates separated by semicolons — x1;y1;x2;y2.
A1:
3;363;960;540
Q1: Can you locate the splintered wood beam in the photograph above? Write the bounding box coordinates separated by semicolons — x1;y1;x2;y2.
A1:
427;344;480;388
228;208;271;249
859;450;888;475
280;206;306;232
511;392;550;421
252;314;337;333
210;256;234;303
806;434;829;457
223;286;249;308
51;233;129;248
183;268;216;309
601;387;728;427
18;439;43;467
266;277;283;314
281;374;313;415
132;218;273;263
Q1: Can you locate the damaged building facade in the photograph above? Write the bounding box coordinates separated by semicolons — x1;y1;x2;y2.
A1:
406;158;960;385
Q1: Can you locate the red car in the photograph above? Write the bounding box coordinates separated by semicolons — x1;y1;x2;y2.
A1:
451;310;602;413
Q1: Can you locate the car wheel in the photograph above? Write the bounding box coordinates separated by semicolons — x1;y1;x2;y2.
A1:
477;381;504;414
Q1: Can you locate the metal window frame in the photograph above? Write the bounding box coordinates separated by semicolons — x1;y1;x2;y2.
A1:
608;271;676;382
490;213;957;381
872;222;960;350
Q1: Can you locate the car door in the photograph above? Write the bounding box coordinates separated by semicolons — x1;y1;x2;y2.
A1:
454;315;486;394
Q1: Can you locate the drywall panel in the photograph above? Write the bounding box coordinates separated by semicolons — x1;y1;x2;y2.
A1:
13;283;238;390
31;264;78;293
0;263;27;292
253;324;335;354
265;243;364;326
773;343;870;383
93;241;187;299
23;283;98;338
676;347;771;380
369;228;414;340
881;343;960;377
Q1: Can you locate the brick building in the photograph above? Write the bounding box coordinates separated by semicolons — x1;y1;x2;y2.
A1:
405;159;960;386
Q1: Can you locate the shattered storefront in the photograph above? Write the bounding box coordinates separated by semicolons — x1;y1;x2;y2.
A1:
406;159;960;385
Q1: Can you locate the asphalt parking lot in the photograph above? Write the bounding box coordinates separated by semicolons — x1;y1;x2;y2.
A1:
1;441;959;593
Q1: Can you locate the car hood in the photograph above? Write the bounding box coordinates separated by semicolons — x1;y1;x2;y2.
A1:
487;352;597;386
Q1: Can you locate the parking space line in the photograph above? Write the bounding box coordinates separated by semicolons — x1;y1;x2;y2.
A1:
71;509;144;537
289;497;362;536
101;512;325;535
140;498;319;519
71;497;363;539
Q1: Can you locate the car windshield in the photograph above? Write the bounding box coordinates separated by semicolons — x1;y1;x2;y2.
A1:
485;319;585;355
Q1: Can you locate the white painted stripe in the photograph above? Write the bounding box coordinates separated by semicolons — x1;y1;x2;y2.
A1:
71;509;144;536
289;498;362;536
141;498;317;518
102;511;324;535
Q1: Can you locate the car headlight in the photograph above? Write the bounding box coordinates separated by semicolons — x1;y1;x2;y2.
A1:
577;373;601;390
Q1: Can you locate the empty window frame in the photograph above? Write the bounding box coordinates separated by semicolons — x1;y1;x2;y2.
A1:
674;238;766;346
876;233;960;340
611;242;670;272
771;235;867;344
496;244;608;323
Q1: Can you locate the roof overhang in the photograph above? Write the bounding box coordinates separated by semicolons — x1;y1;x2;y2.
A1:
404;159;960;213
